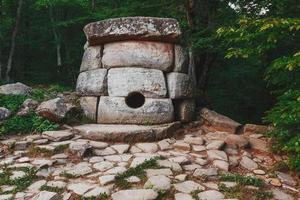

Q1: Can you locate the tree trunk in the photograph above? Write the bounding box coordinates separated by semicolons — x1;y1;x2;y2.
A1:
92;0;96;11
5;0;23;82
49;5;62;67
185;0;195;29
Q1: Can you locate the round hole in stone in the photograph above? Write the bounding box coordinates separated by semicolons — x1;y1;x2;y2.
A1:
125;92;145;109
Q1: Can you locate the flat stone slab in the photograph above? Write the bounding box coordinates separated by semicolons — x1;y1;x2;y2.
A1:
102;41;173;71
84;17;181;45
167;72;193;99
73;122;181;142
107;68;167;98
80;46;102;72
98;97;174;125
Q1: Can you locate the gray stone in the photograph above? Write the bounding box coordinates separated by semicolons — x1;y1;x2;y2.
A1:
239;156;258;171
193;168;218;177
111;144;130;154
271;189;293;200
84;186;110;198
157;160;182;172
98;97;174;125
17;98;39;116
74;122;181;142
195;158;208;166
94;147;116;156
107;67;167;98
67;182;95;195
0;82;32;95
93;161;114;171
136;143;158;153
213;160;229;171
174;99;195;122
174;45;189;73
197;190;225;200
0;107;11;120
32;191;59;200
76;68;107;96
207;150;228;161
99;175;115;185
200;107;241;134
42;131;74;142
276;171;297;186
184;135;204;145
225;134;249;148
14;141;28;151
64;162;92;177
89;141;108;149
111;189;158;200
167;72;193;99
175;193;193;200
10;171;26;180
84;17;181;45
69;141;91;157
80;46;102;72
144;175;171;190
103;41;173;71
126;176;141;183
206;140;225;150
146;168;173;177
0;194;13;200
174;181;205;193
47;181;67;189
104;166;126;175
27;180;47;192
79;96;97;120
36;98;75;122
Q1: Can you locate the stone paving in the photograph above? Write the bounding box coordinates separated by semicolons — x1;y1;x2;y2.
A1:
0;124;299;200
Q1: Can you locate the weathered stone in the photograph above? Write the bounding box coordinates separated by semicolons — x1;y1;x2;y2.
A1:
36;98;75;122
167;72;193;99
253;169;265;175
98;97;174;125
243;124;270;134
104;154;132;162
146;168;173;177
213;160;229;171
174;45;189;73
67;182;95;195
144;175;171;190
94;147;116;156
206;140;225;150
276;171;297;186
84;186;110;198
0;194;13;200
169;156;189;164
76;69;107;96
74;123;181;143
207;150;228;161
32;191;59;200
47;181;67;189
69;141;91;157
0;107;11;120
89;141;108;149
111;144;130;154
192;145;206;152
239;156;258;171
183;164;201;171
225;134;249;148
200;107;241;134
173;141;190;151
10;171;26;180
157;160;182;172
193;168;218;177
0;82;32;95
158;139;172;150
271;189;293;200
104;166;127;175
175;193;193;200
174;99;195;122
197;190;225;200
42;131;74;142
136;143;158;153
79;96;97;120
14;141;28;151
84;17;181;45
174;181;204;193
175;174;187;181
27;180;47;192
107;67;167;98
80;46;102;72
248;137;269;152
111;189;158;200
17;98;39;116
99;175;115;185
93;161;114;171
195;158;208;166
103;41;173;71
64;162;92;177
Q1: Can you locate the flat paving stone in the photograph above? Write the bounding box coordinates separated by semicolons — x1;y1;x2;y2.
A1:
111;189;158;200
174;180;205;193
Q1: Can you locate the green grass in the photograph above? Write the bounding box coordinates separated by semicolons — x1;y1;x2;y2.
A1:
218;173;264;187
115;157;161;189
0;167;37;194
0;94;27;112
40;185;64;194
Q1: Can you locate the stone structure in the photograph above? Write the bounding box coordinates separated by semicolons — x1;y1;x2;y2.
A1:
75;17;195;140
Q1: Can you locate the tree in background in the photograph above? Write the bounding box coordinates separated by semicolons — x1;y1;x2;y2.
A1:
218;0;300;169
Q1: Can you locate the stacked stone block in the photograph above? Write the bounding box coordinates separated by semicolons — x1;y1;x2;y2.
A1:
76;17;195;125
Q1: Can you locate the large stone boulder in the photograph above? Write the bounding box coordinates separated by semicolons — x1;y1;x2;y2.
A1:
98;96;174;125
17;98;39;116
80;46;102;72
36;98;75;122
174;45;189;73
102;41;173;71
0;107;11;120
200;108;241;134
84;17;181;45
76;69;107;96
167;72;193;99
0;82;32;95
107;68;167;98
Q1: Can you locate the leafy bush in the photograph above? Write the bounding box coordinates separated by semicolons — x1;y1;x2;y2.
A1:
0;112;59;135
31;84;72;102
265;90;300;170
0;94;27;112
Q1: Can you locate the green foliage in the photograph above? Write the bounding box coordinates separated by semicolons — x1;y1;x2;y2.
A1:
31;84;72;102
0;94;27;112
0;167;37;194
0;112;59;135
219;173;264;187
115;157;161;189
